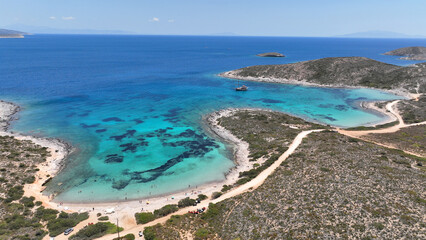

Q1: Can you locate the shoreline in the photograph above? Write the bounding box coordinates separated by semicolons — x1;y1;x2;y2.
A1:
218;71;418;100
0;100;256;230
0;100;72;210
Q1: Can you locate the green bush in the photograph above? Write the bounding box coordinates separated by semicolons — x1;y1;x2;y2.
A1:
153;204;178;217
201;203;221;220
135;212;156;224
211;192;222;199
35;207;59;221
5;186;24;202
19;196;35;208
197;194;208;201
46;212;89;237
98;216;109;221
70;222;123;240
143;226;157;240
113;233;135;240
178;197;196;208
194;228;210;239
221;185;232;192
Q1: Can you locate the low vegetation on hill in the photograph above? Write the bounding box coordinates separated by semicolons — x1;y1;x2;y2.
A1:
397;95;426;123
144;111;425;240
223;57;426;93
363;125;426;157
0;135;88;239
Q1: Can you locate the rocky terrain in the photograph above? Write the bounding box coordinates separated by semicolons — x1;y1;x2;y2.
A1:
143;111;426;239
256;52;285;57
362;125;426;157
384;46;426;60
221;57;426;94
397;95;426;123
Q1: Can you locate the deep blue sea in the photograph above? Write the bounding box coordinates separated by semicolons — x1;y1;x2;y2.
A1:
1;35;425;202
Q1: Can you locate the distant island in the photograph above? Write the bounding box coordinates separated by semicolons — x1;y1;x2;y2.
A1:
220;56;426;95
384;46;426;60
0;29;28;38
256;52;285;57
335;30;426;39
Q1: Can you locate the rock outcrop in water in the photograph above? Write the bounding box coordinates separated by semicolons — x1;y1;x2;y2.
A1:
384;46;426;60
256;52;285;57
221;57;426;94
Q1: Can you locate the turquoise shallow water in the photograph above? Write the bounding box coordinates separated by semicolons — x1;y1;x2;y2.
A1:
1;35;423;202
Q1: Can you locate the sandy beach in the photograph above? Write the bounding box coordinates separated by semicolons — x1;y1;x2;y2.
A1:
1;95;421;238
0;100;259;232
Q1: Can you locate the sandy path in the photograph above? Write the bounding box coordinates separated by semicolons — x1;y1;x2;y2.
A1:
338;99;426;157
95;129;324;240
339;100;426;138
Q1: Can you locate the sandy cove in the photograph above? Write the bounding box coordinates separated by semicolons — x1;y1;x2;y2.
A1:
1;96;421;239
0;100;259;237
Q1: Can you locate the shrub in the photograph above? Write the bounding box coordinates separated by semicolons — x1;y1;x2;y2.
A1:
113;233;135;240
194;228;210;239
177;197;196;208
135;212;156;224
197;194;208;201
143;226;157;240
202;203;221;220
70;222;123;240
211;192;222;199
153;204;178;217
6;186;24;202
221;185;232;192
98;216;109;221
20;196;35;208
35;207;59;221
47;212;89;237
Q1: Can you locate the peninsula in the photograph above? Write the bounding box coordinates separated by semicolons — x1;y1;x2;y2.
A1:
220;56;425;96
384;46;426;60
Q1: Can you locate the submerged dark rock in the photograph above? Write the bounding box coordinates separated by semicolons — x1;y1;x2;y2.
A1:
80;123;100;128
105;154;124;163
110;129;137;141
95;129;107;133
102;117;124;122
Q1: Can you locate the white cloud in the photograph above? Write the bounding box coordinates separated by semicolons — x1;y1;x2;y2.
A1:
168;19;175;23
62;16;75;21
49;16;56;20
149;17;160;22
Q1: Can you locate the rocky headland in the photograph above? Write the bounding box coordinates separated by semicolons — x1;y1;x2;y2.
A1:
384;46;426;61
220;56;426;96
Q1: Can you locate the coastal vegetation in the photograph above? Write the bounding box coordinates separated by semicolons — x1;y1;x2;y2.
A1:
222;57;426;94
0;135;88;239
69;221;123;240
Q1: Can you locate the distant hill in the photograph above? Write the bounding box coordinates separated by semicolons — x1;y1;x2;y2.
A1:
0;29;28;38
384;46;426;60
335;30;426;39
2;24;135;35
221;57;426;94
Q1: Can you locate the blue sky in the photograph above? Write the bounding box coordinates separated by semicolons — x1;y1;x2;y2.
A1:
1;0;426;36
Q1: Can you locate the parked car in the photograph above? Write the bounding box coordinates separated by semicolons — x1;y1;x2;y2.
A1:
64;228;74;235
